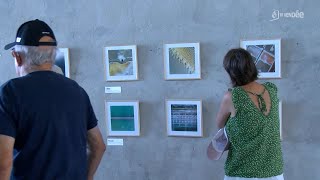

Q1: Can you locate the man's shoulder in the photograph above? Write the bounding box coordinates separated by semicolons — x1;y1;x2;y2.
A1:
0;78;22;94
50;73;88;97
58;75;86;92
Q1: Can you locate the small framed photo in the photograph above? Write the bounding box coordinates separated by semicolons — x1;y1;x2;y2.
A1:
164;43;201;80
240;39;281;78
54;48;70;78
104;45;138;81
166;100;203;137
279;100;283;140
105;101;140;136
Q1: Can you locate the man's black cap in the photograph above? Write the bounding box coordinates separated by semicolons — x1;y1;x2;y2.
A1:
4;19;57;50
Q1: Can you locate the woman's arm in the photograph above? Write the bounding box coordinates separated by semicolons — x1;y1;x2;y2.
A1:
216;91;233;129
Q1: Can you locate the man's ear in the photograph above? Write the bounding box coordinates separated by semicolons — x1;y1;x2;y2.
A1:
12;51;23;66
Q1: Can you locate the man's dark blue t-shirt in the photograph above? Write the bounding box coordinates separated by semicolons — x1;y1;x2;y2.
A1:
0;71;98;180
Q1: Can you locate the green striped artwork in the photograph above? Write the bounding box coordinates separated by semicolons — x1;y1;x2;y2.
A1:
110;106;135;131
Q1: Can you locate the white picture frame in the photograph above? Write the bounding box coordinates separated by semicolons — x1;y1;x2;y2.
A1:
54;48;70;78
164;43;201;80
166;99;203;137
279;100;283;140
240;39;281;79
104;45;138;81
105;101;140;136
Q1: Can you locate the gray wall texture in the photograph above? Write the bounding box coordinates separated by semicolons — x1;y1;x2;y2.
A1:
0;0;319;180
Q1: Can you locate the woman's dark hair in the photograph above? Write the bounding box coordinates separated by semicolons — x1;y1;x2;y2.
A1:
223;48;258;87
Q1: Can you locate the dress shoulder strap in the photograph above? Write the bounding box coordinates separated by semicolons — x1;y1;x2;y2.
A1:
263;82;279;103
263;82;278;93
229;87;245;111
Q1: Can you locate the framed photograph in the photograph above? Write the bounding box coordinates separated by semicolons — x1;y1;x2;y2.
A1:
166;100;203;137
164;43;201;80
104;45;138;81
53;48;70;78
105;101;140;136
240;39;281;78
279;100;283;140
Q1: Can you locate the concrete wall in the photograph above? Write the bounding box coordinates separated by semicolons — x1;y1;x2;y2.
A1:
0;0;319;179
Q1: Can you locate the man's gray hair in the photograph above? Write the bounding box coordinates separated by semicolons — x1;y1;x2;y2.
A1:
14;45;57;68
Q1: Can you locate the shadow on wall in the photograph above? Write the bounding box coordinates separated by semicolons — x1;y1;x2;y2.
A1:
282;101;306;142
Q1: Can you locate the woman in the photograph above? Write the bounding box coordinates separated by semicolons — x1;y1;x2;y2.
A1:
215;48;284;180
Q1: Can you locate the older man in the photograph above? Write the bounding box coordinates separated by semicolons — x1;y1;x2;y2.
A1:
0;19;105;180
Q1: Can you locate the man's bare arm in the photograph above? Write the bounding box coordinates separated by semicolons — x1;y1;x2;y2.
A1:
87;127;106;180
0;135;14;180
